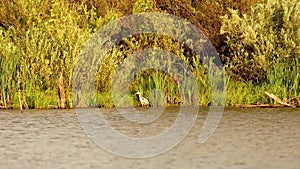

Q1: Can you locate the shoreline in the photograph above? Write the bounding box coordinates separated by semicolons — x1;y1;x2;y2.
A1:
0;104;299;111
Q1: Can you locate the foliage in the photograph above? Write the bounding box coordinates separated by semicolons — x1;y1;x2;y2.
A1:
154;0;261;52
0;0;298;109
67;0;135;16
220;0;300;82
133;0;156;13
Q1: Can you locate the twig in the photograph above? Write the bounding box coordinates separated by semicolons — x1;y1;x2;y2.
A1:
58;72;66;109
18;90;23;113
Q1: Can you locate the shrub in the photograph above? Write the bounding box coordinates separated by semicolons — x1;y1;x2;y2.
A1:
68;0;136;17
154;0;261;52
220;0;300;82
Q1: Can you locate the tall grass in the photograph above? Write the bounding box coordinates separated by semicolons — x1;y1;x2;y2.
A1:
265;58;299;103
226;58;300;106
0;28;21;108
0;0;102;108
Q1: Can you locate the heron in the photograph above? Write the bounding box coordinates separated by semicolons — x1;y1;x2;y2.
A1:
135;92;150;107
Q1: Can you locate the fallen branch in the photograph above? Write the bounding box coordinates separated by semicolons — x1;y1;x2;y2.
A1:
264;91;296;108
237;104;285;108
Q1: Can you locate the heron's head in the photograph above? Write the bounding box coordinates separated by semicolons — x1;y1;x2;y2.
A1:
135;91;141;95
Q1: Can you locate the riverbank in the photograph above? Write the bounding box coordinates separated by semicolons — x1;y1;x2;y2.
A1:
0;0;299;110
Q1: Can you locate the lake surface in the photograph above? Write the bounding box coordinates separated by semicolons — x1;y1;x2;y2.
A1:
0;107;299;169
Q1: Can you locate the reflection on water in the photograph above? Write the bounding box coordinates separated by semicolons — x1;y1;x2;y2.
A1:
0;108;299;169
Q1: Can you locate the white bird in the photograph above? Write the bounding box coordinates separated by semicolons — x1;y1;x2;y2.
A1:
135;92;150;107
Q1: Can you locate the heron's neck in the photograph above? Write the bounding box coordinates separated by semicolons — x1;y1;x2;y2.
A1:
137;94;142;100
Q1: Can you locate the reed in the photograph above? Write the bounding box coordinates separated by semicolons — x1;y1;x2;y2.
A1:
0;0;101;108
265;58;299;103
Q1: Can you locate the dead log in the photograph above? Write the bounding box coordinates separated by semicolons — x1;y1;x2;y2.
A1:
237;104;285;108
264;91;296;108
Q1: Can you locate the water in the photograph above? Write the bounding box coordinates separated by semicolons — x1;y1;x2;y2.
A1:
0;108;299;169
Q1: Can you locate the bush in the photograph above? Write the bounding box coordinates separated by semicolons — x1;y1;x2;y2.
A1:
220;0;300;82
154;0;261;52
68;0;136;17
